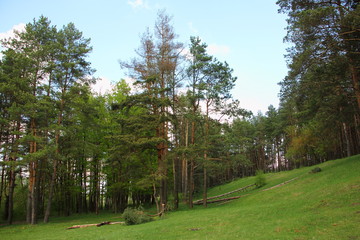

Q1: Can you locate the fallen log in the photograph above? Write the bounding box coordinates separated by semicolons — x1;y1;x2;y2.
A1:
216;199;235;206
261;177;299;192
147;210;164;217
193;183;255;205
67;223;98;229
194;194;250;205
193;177;300;206
67;221;124;229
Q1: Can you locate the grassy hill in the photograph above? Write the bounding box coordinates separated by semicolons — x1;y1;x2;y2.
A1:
1;155;359;240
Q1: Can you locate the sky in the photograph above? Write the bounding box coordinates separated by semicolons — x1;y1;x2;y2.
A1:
0;0;289;114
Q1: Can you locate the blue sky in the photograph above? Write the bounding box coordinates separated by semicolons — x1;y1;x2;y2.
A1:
0;0;289;114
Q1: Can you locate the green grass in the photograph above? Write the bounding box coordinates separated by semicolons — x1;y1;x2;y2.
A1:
1;155;360;240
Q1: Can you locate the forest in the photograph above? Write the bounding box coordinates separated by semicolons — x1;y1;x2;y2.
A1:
0;0;359;225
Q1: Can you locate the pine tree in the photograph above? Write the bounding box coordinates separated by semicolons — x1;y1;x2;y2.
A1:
277;0;360;160
120;10;183;213
44;21;94;223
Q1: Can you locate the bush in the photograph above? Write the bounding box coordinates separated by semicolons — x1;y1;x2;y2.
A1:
122;207;152;225
255;170;266;188
310;167;322;173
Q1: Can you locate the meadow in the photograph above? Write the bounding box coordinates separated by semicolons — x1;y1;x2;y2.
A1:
1;155;359;240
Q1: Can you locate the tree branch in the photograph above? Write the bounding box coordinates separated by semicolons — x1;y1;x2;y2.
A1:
67;221;124;230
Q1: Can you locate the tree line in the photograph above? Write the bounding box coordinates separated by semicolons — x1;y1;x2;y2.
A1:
0;1;359;225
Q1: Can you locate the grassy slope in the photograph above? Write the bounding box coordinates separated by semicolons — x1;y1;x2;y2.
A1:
1;155;359;240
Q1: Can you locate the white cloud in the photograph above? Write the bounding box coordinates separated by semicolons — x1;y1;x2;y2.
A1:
207;44;230;56
180;47;193;61
181;44;230;62
92;77;113;95
124;77;138;93
128;0;149;9
188;22;199;34
0;23;26;41
0;23;26;59
92;77;141;96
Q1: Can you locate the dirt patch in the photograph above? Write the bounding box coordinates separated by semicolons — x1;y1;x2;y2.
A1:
189;228;201;231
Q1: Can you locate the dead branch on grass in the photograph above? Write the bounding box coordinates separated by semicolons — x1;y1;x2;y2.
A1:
67;221;124;229
193;183;255;205
261;177;299;192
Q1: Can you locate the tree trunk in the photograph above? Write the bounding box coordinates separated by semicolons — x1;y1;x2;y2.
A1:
188;120;196;208
188;158;194;209
354;114;360;154
26;177;32;223
153;183;160;214
342;122;352;157
7;169;15;225
83;163;88;213
44;97;64;223
349;45;360;110
173;155;179;209
31;160;39;225
8;120;20;225
203;104;210;207
27;118;38;224
157;119;168;211
96;167;100;215
203;167;207;207
43;159;57;223
182;120;189;200
0;151;7;210
276;138;281;171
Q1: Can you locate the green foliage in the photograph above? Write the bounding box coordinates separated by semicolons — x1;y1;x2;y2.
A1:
122;207;152;225
310;167;322;174
276;0;360;162
13;184;28;217
2;7;359;226
0;179;27;222
254;170;266;188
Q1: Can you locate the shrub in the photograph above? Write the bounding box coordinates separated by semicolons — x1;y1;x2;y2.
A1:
122;207;152;225
255;170;266;188
310;167;322;173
